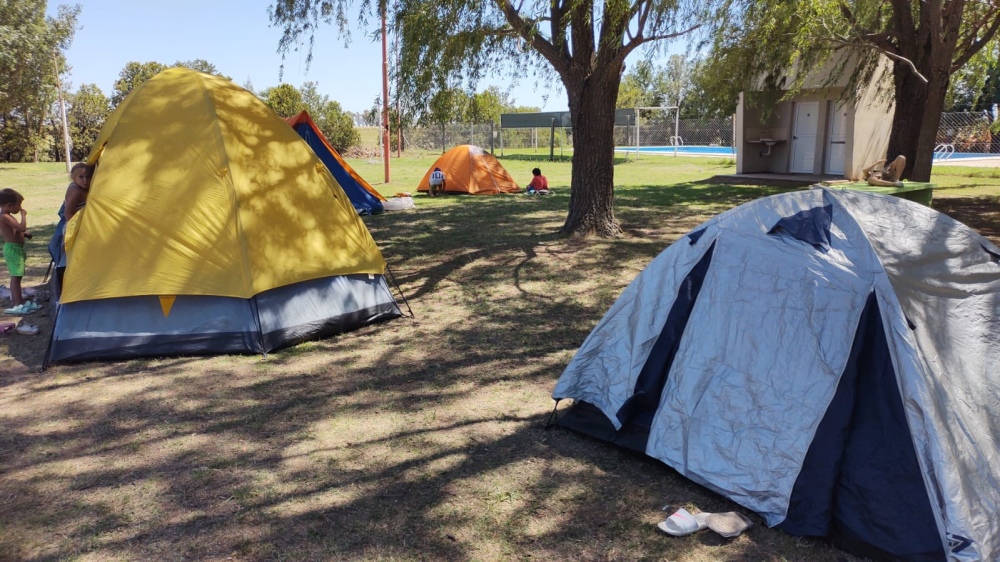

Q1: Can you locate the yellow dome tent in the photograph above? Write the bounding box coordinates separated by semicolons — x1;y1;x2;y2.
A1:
49;67;401;363
417;145;521;195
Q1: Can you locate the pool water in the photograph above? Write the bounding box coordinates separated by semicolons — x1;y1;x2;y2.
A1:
616;145;999;162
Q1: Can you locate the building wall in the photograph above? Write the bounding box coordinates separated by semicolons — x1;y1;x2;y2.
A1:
736;56;893;178
847;83;894;180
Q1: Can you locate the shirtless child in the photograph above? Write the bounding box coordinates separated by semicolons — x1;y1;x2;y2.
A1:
863;155;906;188
0;188;40;315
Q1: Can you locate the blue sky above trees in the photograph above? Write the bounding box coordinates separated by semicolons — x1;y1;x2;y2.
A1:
48;0;690;114
45;0;572;113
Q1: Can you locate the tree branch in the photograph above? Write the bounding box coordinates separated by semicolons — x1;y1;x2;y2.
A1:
621;24;701;60
888;0;920;61
953;10;1000;69
570;0;595;71
494;0;569;74
817;36;928;83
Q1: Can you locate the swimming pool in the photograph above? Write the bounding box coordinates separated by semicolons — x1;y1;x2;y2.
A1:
935;151;1000;160
615;145;736;157
616;145;999;163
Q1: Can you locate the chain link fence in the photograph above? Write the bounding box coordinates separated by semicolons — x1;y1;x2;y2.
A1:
936;111;1000;154
614;116;735;148
376;117;736;154
355;112;998;155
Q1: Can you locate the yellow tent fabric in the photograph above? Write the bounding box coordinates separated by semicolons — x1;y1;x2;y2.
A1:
283;111;386;202
64;67;386;303
417;145;521;195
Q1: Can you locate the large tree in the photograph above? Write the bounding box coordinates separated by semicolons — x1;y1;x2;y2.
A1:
0;1;79;162
176;58;232;81
67;83;110;161
466;86;511;124
301;81;361;151
111;60;231;107
111;61;168;106
260;83;305;116
707;0;1000;182
270;0;702;237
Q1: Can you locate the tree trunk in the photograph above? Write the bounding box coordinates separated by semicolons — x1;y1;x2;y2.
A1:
886;57;952;182
560;66;623;237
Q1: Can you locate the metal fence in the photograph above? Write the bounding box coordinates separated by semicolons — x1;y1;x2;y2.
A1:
386;116;737;153
358;112;997;155
615;116;735;148
403;123;503;152
937;111;999;154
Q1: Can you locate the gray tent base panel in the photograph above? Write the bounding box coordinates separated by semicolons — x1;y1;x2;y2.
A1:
48;274;401;363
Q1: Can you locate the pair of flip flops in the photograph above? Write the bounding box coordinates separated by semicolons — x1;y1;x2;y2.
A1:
657;508;753;538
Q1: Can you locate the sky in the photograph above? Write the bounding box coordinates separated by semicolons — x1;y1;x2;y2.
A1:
46;0;573;114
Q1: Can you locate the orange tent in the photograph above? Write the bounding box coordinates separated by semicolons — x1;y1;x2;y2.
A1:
417;145;521;195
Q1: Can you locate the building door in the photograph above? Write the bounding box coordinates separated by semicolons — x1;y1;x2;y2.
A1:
790;102;819;173
826;102;848;175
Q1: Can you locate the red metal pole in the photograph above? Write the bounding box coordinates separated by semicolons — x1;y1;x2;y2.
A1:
395;29;401;158
381;8;391;182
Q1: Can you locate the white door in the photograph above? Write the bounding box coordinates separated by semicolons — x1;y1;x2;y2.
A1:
825;102;848;175
790;102;819;173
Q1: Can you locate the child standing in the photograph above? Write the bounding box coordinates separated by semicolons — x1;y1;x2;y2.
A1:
49;163;92;298
0;188;40;315
64;162;92;222
526;168;550;195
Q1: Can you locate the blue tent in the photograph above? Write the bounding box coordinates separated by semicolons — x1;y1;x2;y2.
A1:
286;111;385;215
553;188;1000;561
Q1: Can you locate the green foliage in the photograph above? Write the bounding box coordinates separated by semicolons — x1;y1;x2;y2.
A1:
111;59;231;107
175;59;232;81
422;87;469;126
111;61;168;106
618;60;669;110
704;0;1000;114
67;83;110;161
617;56;725;120
261;83;304;117
466;87;510;124
262;82;360;151
0;1;79;162
704;0;1000;179
947;45;1000;112
415;86;513;126
316;100;361;152
270;0;708;235
683;58;737;118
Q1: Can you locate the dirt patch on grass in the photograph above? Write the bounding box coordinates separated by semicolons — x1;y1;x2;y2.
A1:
934;194;1000;244
5;184;996;560
0;285;54;375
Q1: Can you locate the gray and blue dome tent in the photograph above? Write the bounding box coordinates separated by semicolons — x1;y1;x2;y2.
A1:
285;111;386;215
553;188;1000;561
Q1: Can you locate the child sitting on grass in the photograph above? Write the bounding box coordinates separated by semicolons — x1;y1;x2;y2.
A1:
1;188;41;316
526;168;550;195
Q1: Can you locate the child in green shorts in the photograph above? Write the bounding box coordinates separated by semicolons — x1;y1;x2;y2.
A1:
0;188;40;315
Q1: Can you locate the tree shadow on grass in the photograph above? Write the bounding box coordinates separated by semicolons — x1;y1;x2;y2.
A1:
933;194;1000;244
0;181;875;560
0;358;856;560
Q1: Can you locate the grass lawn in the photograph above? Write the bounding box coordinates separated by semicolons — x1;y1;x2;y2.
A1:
0;153;997;560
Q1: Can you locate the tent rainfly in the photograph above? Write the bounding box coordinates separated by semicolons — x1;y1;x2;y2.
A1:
553;187;1000;562
417;145;521;195
49;67;402;363
284;110;386;215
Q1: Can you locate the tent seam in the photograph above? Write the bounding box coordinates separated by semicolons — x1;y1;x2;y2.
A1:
195;72;254;298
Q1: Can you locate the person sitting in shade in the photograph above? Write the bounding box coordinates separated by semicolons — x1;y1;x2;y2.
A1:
526;167;550;195
863;155;906;188
428;167;446;197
